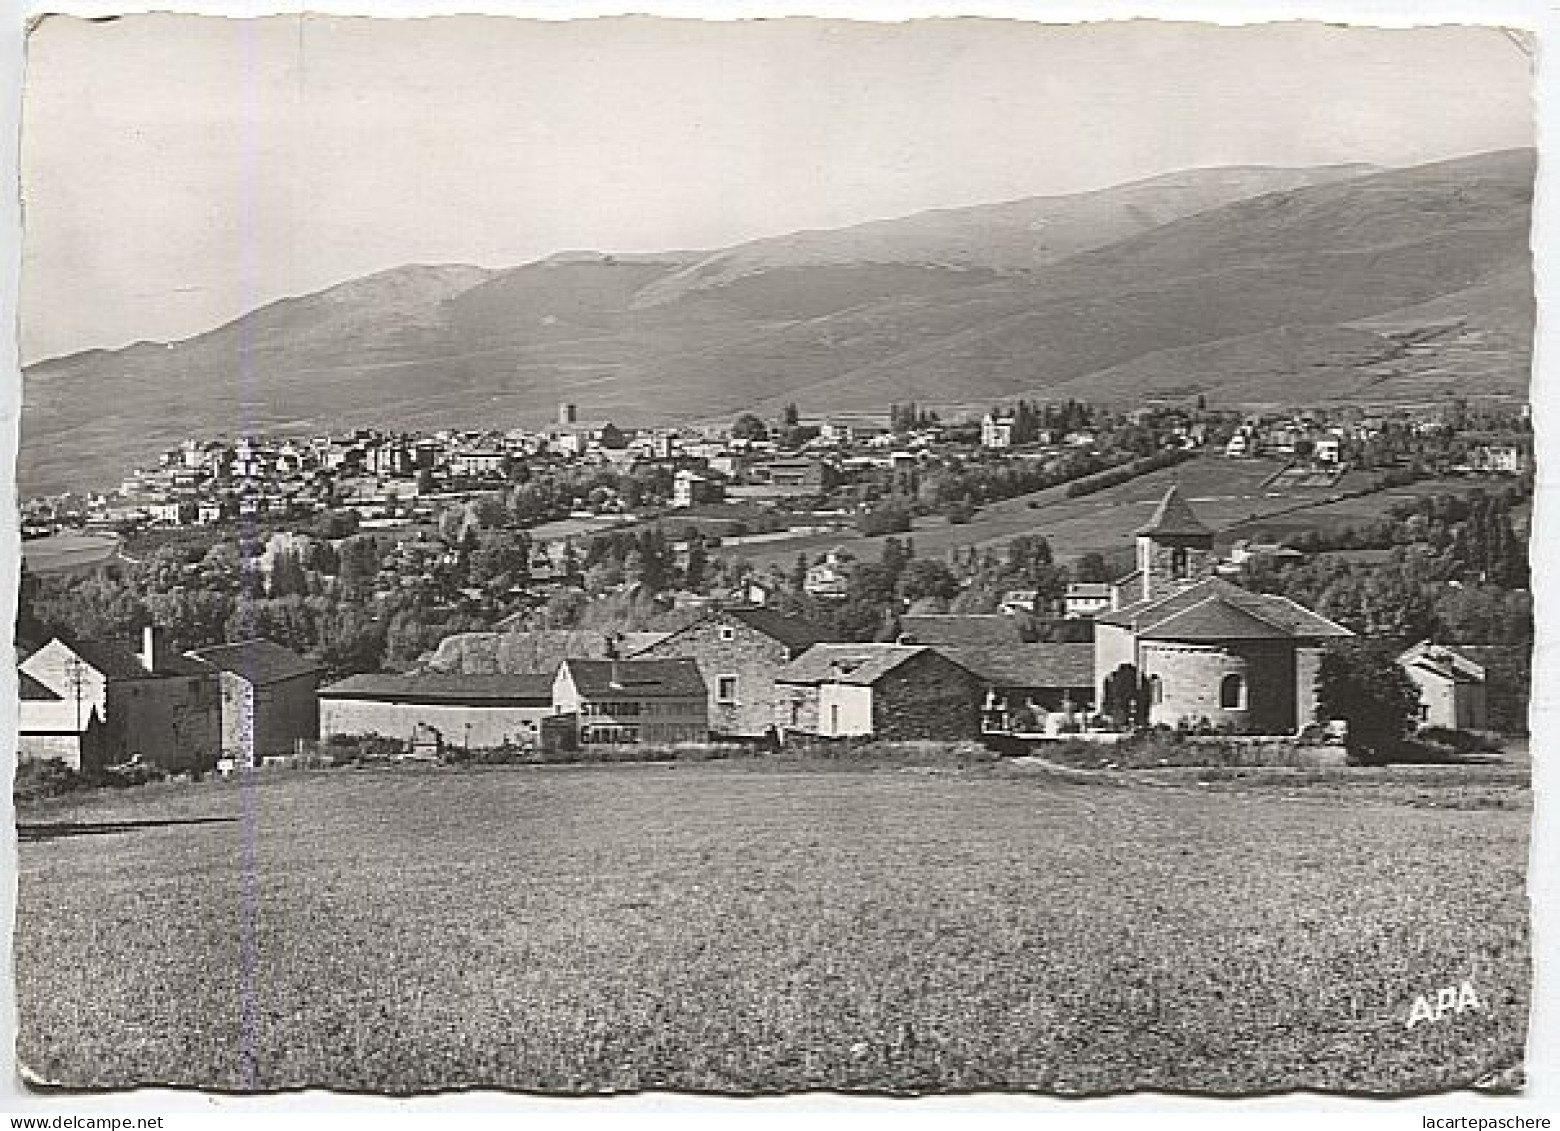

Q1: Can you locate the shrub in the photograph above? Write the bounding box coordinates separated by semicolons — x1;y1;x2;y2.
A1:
14;758;85;804
1316;641;1423;763
856;501;913;537
1416;726;1502;756
101;761;167;789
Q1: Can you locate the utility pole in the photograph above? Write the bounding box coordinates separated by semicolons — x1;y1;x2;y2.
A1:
64;655;87;736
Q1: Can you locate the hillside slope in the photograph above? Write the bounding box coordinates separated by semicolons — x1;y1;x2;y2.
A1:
632;163;1375;306
18;152;1532;493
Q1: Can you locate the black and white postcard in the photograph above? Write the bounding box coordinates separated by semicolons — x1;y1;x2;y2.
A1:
7;12;1541;1099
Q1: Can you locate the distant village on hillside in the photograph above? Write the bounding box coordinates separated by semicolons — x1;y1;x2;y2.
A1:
18;398;1532;538
16;392;1533;779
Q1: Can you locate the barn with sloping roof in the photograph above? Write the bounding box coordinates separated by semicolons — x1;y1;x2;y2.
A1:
774;643;983;741
186;639;322;765
320;672;557;752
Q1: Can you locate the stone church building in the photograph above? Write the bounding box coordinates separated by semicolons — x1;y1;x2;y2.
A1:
1095;486;1353;734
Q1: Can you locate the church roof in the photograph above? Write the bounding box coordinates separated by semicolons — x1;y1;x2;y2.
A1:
1138;597;1298;642
1136;485;1213;538
1100;577;1352;641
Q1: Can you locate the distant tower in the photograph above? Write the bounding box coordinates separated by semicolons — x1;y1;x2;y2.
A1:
558;402;578;426
1135;485;1214;601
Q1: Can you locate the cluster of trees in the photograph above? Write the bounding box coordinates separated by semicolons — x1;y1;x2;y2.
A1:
1063;449;1196;498
1278;483;1530;590
855;500;914;537
498;463;677;525
914;448;1130;516
1241;488;1533;737
986;398;1100;446
770;403;821;450
578;527;688;595
1344;412;1528;474
888;402;941;433
20;509;554;676
1315;641;1426;760
736;532;1109;641
1243;546;1531;645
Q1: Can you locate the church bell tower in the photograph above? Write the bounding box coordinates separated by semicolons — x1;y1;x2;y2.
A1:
1135;485;1215;602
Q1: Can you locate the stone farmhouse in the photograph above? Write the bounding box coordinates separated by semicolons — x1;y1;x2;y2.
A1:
186;640;323;767
1096;486;1354;733
897;614;1096;724
631;607;835;738
774;643;983;741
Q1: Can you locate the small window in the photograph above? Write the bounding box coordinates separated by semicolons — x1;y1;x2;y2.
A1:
1171;546;1189;579
718;626;736;642
716;675;739;703
1149;675;1163;705
1220;674;1245;710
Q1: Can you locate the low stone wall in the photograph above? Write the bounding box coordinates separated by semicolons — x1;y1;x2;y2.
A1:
1183;736;1349;768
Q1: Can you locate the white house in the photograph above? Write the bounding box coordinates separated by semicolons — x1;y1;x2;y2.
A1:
1398;641;1489;732
981;413;1016;450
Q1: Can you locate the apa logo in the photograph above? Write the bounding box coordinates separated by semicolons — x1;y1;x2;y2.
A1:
1406;980;1483;1029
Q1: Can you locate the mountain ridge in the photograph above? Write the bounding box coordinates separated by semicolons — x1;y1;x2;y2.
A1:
19;150;1533;494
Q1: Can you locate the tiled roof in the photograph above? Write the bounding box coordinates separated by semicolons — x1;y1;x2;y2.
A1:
1138;597;1298;642
60;638;154;680
900;615;1026;647
186;640;321;686
1100;578;1352;640
776;643;937;686
49;636;206;680
1136;485;1213;538
639;607;832;658
619;631;672;655
940;643;1095;689
19;672;61;701
1399;641;1486;684
562;659;707;699
724;607;834;653
321;672;556;705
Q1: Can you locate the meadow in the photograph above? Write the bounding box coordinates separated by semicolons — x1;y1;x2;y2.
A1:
1221;474;1518;545
18;532;123;575
727;455;1319;570
14;761;1529;1095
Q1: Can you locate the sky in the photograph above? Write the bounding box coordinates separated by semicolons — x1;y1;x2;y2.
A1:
18;14;1535;363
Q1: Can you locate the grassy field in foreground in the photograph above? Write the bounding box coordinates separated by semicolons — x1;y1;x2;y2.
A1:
15;764;1529;1095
